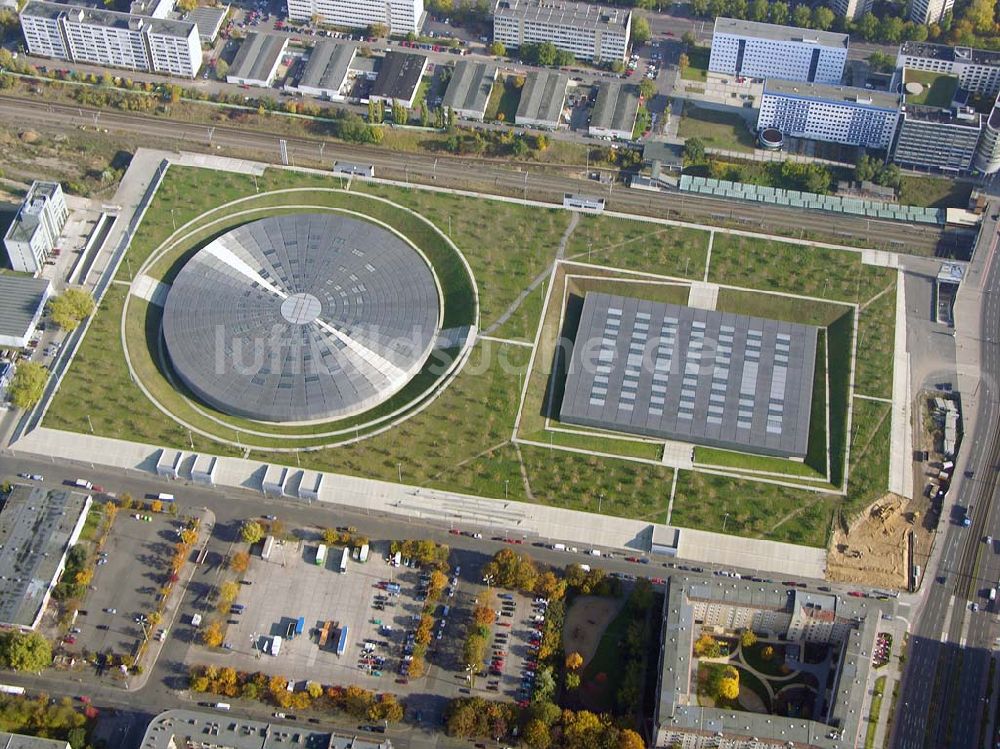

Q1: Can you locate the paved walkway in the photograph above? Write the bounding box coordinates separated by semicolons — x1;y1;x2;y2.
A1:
888;267;914;499
11;426;828;578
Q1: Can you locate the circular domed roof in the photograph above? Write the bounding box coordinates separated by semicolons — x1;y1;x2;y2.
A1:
162;213;440;423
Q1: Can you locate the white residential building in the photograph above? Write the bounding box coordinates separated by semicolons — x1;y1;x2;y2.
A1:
3;181;67;274
285;0;423;33
19;1;201;77
910;0;953;25
897;41;1000;97
757;79;901;149
708;17;848;84
493;0;631;63
829;0;873;21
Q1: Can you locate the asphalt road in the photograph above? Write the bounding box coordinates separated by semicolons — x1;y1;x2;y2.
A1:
0;94;960;256
891;218;1000;748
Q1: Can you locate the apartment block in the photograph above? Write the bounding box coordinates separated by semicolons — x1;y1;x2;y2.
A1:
897;41;1000;98
757;79;900;149
20;0;201;77
709;17;848;84
3;181;68;274
910;0;953;25
893;105;983;173
285;0;424;33
493;0;631;63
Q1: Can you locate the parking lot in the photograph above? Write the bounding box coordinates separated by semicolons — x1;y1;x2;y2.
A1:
477;590;544;704
68;508;183;664
189;538;471;692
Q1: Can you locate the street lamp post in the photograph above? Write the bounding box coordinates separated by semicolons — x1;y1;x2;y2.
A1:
722;512;730;533
504;479;509;500
598;492;605;514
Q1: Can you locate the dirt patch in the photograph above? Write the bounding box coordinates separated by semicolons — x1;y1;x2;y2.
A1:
737;682;768;713
827;493;916;588
562;594;626;667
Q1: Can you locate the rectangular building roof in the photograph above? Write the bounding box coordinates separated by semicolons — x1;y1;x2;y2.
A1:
764;78;901;110
560;292;818;457
515;69;568;125
494;0;630;32
0;486;90;629
589;80;639;134
371;50;427;101
713;16;848;48
299;39;355;92
229;32;287;84
0;734;70;749
185;4;229;41
900;40;1000;67
22;0;196;37
901;104;983;127
0;276;51;343
442;59;498;116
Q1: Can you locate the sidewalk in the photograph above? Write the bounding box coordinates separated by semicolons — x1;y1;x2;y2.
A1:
12;426;828;578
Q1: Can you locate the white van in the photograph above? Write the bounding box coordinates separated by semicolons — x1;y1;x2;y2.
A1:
215;702;231;711
157;493;174;502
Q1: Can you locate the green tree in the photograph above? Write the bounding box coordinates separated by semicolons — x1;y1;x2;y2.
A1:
565;671;581;690
367;22;388;37
489;41;506;56
618;729;645;749
878;15;905;43
524;718;552;749
965;0;995;33
684;137;706;164
867;50;894;72
750;0;769;21
769;1;790;24
810;5;834;29
638;77;656;101
740;629;758;648
48;288;95;330
632;16;651;44
0;631;52;671
8;362;48;409
240;519;264;544
214;59;229;80
791;3;811;27
693;632;721;658
176;0;196;11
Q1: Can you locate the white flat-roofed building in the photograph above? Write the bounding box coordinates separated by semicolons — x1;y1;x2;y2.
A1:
20;0;201;77
285;0;423;33
910;0;953;24
757;79;900;149
897;41;1000;97
829;0;873;21
0;276;52;349
493;0;631;63
709;17;848;84
3;180;67;274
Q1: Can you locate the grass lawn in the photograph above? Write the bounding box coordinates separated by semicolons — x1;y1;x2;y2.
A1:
854;280;897;400
898;175;974;208
741;642;791;678
842;398;892;521
708;234;896;304
903;69;958;109
865;676;887;749
632;106;651;141
583;599;635;709
484;76;522;123
738;666;773;711
563;214;709;280
680;46;710;82
677;104;755;153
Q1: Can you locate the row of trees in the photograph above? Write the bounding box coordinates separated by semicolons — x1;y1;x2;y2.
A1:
0;694;93;749
684;138;836;194
463;602;496;673
482;548;567;599
446;697;645;749
189;665;404;718
390;538;452;571
854;153;903;190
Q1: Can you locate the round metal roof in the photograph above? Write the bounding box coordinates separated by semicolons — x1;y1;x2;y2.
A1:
162;213;440;423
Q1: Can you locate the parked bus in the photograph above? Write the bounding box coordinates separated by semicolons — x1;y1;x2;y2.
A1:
339;547;349;574
315;544;327;566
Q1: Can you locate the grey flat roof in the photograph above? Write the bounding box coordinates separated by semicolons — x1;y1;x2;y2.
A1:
0;486;90;628
559;292;818;457
0;276;51;341
22;0;196;37
229;32;286;83
494;0;630;32
371;50;427;101
713;16;848;48
764;79;901;110
0;734;69;749
901;40;1000;67
140;709;381;749
162;213;440;423
515;69;568;125
590;80;639;133
442;59;498;115
299;39;355;91
902;104;983;127
185;4;228;40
